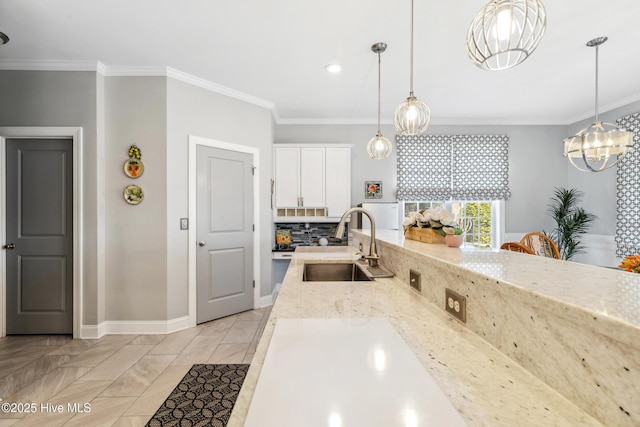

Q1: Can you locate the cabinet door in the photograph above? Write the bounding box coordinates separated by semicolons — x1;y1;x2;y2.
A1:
299;147;325;207
325;147;351;217
274;147;300;207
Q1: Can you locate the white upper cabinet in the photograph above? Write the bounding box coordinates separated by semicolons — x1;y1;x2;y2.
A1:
325;147;351;217
273;144;352;220
299;147;325;207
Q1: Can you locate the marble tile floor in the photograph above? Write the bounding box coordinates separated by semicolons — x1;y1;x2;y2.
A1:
0;307;271;427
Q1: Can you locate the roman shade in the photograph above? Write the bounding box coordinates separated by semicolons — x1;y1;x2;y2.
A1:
396;134;510;201
615;112;640;257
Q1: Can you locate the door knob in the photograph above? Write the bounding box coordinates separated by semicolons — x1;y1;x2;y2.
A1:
3;243;15;250
198;241;206;247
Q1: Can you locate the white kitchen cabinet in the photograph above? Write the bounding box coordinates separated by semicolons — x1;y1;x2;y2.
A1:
273;144;351;220
325;146;351;217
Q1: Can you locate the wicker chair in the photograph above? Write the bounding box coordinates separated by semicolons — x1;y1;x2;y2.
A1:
500;241;535;254
519;232;561;259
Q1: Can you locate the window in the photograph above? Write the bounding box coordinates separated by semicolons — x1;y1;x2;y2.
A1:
397;134;509;249
403;200;504;249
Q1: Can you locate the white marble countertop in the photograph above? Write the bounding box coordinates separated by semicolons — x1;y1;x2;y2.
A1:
228;244;603;426
366;229;640;329
244;318;468;426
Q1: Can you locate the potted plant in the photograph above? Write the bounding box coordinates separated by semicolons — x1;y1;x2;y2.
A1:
443;226;464;247
546;188;596;260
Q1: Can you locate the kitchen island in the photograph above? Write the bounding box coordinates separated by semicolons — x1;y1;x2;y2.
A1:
228;230;640;426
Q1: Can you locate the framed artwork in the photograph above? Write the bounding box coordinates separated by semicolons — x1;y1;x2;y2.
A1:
365;181;382;199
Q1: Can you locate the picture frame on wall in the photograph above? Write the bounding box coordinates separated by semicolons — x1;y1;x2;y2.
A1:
365;181;382;199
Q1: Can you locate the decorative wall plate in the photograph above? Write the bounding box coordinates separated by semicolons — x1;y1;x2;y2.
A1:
124;185;144;205
124;158;144;178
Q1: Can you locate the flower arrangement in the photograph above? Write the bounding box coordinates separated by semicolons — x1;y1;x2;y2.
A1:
619;255;640;273
403;207;459;237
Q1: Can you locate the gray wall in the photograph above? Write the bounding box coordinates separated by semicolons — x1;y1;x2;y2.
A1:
0;70;274;330
275;123;569;234
105;77;169;321
166;78;274;315
0;70;102;325
566;100;640;235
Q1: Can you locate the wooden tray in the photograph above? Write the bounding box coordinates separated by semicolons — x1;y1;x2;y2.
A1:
404;227;446;244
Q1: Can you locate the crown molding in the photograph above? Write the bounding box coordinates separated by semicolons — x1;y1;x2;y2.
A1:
0;60;278;120
0;59;102;71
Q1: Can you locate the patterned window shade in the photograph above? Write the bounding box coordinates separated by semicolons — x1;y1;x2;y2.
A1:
396;134;453;200
396;134;510;201
451;135;510;200
615;112;640;257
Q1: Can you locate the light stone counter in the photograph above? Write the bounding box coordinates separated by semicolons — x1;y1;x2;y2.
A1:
228;244;608;427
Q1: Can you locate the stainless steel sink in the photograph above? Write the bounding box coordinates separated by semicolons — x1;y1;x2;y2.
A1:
302;263;372;282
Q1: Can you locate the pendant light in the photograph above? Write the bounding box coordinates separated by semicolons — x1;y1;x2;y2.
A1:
394;0;430;136
367;42;393;160
563;37;634;172
467;0;546;71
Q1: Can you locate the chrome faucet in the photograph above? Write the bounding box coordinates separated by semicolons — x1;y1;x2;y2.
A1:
335;207;379;267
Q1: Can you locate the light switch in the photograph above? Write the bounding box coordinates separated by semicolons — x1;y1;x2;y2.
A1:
180;218;188;230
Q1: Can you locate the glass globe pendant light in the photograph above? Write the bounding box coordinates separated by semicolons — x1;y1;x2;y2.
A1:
467;0;546;71
367;42;393;160
563;37;634;172
394;0;430;136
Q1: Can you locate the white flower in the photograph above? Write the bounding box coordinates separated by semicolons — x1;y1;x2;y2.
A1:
440;212;457;226
403;216;416;227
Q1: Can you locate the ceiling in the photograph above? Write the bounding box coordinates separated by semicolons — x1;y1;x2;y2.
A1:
1;0;640;125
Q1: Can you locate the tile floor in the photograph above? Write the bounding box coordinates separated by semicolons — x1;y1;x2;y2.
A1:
0;307;271;426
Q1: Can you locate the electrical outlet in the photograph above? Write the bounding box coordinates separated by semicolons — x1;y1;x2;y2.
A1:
445;288;466;323
409;269;421;292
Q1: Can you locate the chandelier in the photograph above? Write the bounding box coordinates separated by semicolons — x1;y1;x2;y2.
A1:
367;42;392;160
394;0;430;135
466;0;546;71
563;37;634;172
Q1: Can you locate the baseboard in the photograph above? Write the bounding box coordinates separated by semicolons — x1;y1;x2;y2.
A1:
80;316;190;339
259;282;281;308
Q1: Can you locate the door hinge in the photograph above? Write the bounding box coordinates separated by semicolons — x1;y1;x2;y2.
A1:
253;224;255;231
251;166;256;175
253;280;256;288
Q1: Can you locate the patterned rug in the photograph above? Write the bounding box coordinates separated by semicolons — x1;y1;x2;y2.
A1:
146;364;249;427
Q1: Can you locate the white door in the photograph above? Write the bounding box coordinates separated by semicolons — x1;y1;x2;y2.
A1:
196;145;254;323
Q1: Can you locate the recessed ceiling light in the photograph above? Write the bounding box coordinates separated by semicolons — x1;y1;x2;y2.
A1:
325;64;342;74
0;31;9;45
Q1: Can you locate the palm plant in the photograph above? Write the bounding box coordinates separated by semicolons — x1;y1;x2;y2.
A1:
546;188;596;260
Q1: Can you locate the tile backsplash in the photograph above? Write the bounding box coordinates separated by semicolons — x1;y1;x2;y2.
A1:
274;222;348;246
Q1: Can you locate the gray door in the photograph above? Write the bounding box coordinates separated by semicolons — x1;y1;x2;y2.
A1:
5;138;73;334
196;145;254;323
